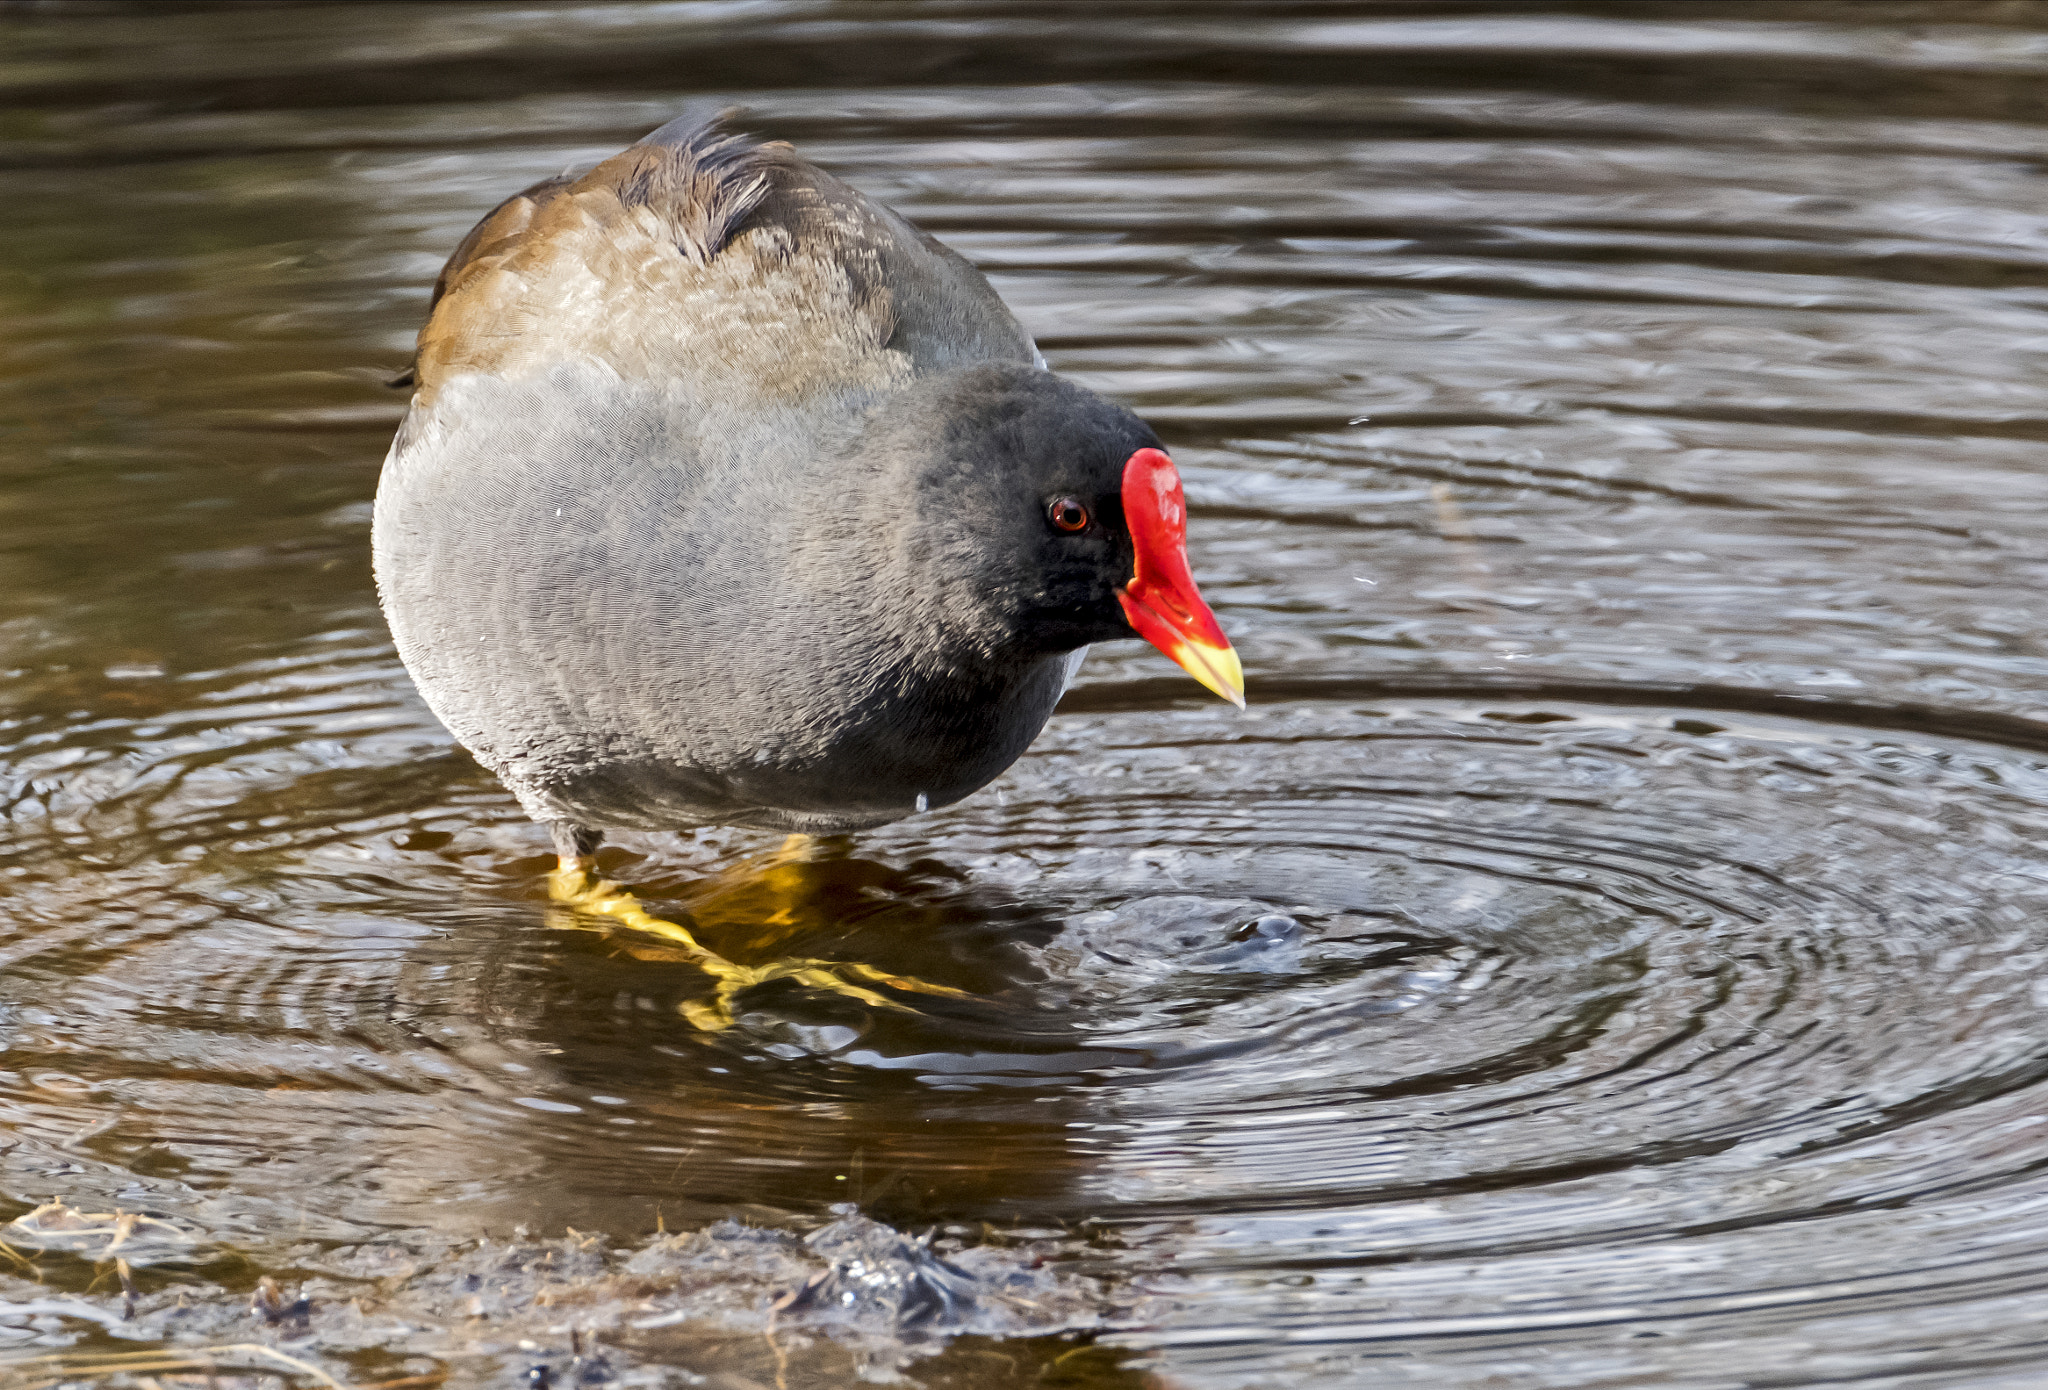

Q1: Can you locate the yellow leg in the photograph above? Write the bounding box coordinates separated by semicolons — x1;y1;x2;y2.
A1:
546;853;968;1031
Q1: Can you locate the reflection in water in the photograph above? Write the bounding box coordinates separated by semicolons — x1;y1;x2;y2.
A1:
9;1;2048;1385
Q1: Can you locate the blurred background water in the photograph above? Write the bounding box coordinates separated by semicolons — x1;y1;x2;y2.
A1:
8;1;2048;1385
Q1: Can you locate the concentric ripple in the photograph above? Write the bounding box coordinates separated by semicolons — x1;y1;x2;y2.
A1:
11;2;2048;1386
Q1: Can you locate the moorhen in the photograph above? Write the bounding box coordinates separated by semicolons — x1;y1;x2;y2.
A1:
373;115;1241;1025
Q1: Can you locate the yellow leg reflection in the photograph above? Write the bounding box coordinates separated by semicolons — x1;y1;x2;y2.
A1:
545;840;969;1032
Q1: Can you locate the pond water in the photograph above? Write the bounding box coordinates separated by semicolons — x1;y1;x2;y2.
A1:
7;1;2048;1385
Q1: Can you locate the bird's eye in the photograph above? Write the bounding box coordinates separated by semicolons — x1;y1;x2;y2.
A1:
1047;496;1090;532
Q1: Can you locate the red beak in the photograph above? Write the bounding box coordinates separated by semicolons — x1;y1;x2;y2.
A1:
1117;448;1245;708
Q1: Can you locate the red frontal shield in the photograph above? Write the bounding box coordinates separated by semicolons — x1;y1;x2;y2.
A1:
1116;448;1245;707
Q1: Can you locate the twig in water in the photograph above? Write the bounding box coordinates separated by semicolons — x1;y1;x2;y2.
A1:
0;1342;344;1390
1429;482;1499;624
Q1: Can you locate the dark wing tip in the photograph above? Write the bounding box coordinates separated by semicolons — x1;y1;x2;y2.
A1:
618;105;777;266
638;103;749;152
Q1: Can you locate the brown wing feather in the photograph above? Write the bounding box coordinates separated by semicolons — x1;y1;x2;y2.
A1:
387;172;578;389
406;117;1032;408
430;172;580;313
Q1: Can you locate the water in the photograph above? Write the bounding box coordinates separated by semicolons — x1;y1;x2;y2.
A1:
6;1;2048;1385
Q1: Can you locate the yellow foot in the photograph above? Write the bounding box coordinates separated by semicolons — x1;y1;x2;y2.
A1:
545;855;968;1031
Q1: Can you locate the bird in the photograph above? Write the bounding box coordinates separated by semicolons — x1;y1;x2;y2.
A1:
372;113;1242;1026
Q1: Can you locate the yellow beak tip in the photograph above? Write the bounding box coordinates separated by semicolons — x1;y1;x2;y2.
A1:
1175;641;1246;709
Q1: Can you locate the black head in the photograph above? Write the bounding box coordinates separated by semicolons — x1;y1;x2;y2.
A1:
847;362;1162;658
808;361;1242;706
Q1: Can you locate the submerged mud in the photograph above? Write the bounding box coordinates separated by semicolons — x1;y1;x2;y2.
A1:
0;1200;1134;1387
